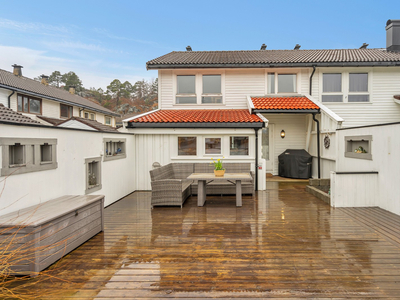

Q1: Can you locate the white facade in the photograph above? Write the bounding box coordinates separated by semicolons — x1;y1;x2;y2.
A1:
0;124;135;216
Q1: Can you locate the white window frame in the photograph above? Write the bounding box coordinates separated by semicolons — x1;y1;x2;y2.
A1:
320;68;372;103
173;70;225;105
204;136;222;156
265;69;300;95
105;116;112;126
229;136;250;157
103;138;126;162
0;138;57;176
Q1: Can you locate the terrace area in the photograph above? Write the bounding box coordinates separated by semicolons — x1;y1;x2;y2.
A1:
15;181;400;299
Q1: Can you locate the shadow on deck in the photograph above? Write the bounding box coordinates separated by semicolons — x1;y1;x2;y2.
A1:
25;182;400;299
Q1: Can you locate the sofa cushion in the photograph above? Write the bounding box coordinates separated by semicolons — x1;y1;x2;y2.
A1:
172;163;194;180
150;163;173;181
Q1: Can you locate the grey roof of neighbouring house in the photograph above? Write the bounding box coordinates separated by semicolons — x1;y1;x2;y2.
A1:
0;103;41;125
58;116;119;132
147;48;400;69
0;68;119;117
37;116;66;126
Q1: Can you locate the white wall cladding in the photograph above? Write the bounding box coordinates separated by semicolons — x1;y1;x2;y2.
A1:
133;128;259;190
331;123;400;215
0;88;10;107
158;70;174;109
224;69;265;108
0;124;135;216
42;98;60;118
262;114;307;175
315;67;400;127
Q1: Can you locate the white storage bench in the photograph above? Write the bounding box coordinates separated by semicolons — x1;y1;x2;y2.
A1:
0;195;104;276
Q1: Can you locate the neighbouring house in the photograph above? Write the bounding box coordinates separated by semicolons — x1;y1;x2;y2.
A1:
122;19;400;197
0;65;119;127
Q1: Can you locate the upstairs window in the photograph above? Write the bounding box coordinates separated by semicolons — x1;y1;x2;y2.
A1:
267;73;297;94
17;95;41;114
90;113;95;120
322;73;343;102
105;116;111;125
60;104;73;118
176;75;196;104
202;75;222;104
349;73;369;102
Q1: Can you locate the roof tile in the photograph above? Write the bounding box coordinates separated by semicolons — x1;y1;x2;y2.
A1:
251;96;320;111
0;104;41;125
130;109;263;123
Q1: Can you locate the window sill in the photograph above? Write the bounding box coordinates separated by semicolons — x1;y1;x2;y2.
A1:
9;163;26;168
85;184;102;194
40;161;53;165
103;153;126;162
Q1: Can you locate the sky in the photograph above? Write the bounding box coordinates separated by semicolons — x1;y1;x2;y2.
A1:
0;0;398;90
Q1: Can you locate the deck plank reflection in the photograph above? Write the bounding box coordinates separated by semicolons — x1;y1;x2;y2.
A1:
16;183;400;298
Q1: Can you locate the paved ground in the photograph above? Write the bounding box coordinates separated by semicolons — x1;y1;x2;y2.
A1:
12;182;400;299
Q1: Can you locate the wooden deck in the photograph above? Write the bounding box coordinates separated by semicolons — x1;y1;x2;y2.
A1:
14;182;400;299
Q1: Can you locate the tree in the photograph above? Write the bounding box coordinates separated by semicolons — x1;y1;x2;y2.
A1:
61;71;83;92
48;71;63;87
106;79;133;107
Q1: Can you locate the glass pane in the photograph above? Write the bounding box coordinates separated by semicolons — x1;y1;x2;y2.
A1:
322;95;343;102
230;137;249;156
177;75;195;94
205;138;221;154
23;97;29;112
267;73;275;94
349;73;368;92
60;104;69;118
278;74;296;93
17;95;23;111
178;137;196;156
203;75;221;94
69;106;73;117
323;73;342;92
348;95;369;102
176;96;196;104
29;98;40;113
84;112;89;118
90;114;95;120
105;117;111;125
261;128;269;160
202;96;222;103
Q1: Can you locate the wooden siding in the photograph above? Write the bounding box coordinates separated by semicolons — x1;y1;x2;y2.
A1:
262;114;307;175
158;70;174;109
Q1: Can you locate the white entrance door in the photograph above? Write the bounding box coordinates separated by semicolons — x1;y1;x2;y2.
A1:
262;124;274;173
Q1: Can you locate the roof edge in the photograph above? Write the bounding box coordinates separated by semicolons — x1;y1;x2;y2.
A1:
127;122;264;129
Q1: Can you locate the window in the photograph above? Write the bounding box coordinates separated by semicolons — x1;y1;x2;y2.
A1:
322;72;370;103
103;138;126;161
60;104;73;118
9;144;25;166
178;137;196;156
230;137;249;155
322;73;343;102
90;113;95;120
84;112;89;118
202;75;222;103
349;73;369;102
176;75;196;104
205;138;221;154
278;74;297;93
17;94;41;114
267;73;297;94
0;138;57;176
105;116;111;125
85;157;102;194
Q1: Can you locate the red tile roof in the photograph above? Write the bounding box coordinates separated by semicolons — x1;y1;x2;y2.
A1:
130;109;263;123
251;96;320;111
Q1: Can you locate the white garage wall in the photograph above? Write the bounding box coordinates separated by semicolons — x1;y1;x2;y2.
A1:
0;124;135;216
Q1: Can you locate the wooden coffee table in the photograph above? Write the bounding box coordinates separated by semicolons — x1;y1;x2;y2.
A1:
187;173;253;207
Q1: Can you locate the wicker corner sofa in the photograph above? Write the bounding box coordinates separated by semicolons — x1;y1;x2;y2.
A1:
149;162;254;208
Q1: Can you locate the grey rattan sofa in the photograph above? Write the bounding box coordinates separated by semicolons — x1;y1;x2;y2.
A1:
149;163;254;207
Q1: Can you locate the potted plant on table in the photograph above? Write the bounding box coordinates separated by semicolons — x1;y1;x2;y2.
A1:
211;157;225;177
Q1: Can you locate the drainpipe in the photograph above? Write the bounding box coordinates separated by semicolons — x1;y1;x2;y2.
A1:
254;128;259;191
309;65;316;95
8;90;15;108
312;113;321;179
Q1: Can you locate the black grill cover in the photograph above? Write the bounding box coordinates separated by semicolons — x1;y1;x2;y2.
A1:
278;149;312;179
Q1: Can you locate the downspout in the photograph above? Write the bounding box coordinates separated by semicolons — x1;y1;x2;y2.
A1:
254;128;259;191
8;90;15;108
312;113;321;179
309;65;316;95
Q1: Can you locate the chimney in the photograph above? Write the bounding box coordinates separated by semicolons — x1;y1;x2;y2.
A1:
294;44;301;50
386;19;400;52
260;43;267;50
69;86;75;94
40;74;49;85
186;45;192;51
12;64;23;76
359;43;369;49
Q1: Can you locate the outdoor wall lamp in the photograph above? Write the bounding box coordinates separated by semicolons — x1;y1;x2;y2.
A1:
280;130;285;139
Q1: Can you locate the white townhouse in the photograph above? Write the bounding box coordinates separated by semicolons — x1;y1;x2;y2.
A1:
124;19;400;192
0;65;119;128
